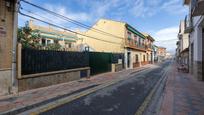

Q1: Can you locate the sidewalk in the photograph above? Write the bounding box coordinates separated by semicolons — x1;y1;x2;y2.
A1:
0;65;152;114
159;62;204;115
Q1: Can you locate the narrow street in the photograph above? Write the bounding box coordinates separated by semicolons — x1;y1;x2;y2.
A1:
1;1;204;115
37;61;171;115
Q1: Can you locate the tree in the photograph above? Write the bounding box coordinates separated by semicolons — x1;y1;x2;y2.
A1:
46;43;61;50
18;22;63;50
17;21;42;49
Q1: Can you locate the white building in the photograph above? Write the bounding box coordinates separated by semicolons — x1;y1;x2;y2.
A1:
184;0;204;80
177;20;189;65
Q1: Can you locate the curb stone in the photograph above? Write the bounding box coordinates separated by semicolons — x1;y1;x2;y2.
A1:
135;63;171;115
1;67;151;115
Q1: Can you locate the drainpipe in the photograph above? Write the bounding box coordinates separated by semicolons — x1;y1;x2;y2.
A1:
11;0;18;94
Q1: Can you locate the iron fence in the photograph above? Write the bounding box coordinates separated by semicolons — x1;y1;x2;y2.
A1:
22;48;89;75
21;48;124;75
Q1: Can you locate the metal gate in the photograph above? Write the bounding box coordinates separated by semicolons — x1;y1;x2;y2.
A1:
89;52;112;75
89;52;124;75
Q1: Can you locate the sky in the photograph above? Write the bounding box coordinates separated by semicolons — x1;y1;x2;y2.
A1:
18;0;188;54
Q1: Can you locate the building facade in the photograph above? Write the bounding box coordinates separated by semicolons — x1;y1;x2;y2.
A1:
77;19;151;69
153;45;158;62
143;33;155;64
165;52;173;60
124;24;148;69
184;0;204;80
0;0;18;95
176;20;190;66
29;20;79;51
157;46;166;62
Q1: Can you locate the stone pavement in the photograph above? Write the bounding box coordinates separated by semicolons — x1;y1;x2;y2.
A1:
0;64;152;114
159;62;204;115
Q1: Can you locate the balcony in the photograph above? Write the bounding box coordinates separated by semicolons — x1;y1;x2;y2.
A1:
191;0;204;17
178;33;183;39
184;15;193;33
125;39;146;51
145;44;153;51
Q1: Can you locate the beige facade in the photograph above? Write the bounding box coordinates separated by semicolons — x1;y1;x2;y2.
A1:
157;46;166;62
0;0;17;95
76;19;125;53
157;47;166;57
143;33;155;64
77;19;150;69
165;52;173;59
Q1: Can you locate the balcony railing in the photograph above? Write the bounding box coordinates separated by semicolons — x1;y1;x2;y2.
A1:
126;39;146;51
184;15;193;33
191;0;204;16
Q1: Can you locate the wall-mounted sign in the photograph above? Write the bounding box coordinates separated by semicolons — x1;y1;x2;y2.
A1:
0;26;6;37
118;59;122;64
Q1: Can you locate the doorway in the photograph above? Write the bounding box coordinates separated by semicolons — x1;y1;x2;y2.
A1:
202;28;204;80
191;43;194;74
127;52;131;68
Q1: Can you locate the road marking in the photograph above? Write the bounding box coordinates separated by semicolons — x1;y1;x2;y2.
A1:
134;63;171;115
27;67;152;115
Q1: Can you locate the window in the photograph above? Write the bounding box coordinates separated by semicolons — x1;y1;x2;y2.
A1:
140;39;143;46
42;38;46;46
134;35;137;44
139;38;141;46
127;31;131;40
134;35;137;40
68;43;72;48
47;40;51;44
143;55;146;62
54;40;59;44
135;54;139;63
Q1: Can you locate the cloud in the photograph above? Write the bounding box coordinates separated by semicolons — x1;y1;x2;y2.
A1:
153;26;179;53
161;0;188;15
148;0;162;6
19;0;128;29
19;4;90;25
64;0;131;24
130;0;187;18
18;3;91;30
130;0;162;18
87;0;124;21
43;4;90;22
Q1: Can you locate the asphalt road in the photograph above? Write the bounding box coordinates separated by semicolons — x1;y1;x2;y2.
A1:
40;61;171;115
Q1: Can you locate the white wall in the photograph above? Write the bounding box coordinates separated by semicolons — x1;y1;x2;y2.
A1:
191;16;204;61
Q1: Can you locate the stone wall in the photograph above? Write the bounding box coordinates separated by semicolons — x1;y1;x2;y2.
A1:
18;67;90;91
141;61;148;66
0;0;17;95
133;62;140;68
0;0;14;69
193;61;203;81
111;63;123;72
0;69;12;95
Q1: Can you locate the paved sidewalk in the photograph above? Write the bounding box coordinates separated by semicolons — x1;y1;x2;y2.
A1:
159;62;204;115
0;65;152;114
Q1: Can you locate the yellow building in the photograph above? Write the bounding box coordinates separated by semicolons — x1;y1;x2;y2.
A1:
76;19;125;53
142;33;155;64
77;19;148;69
29;20;79;51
